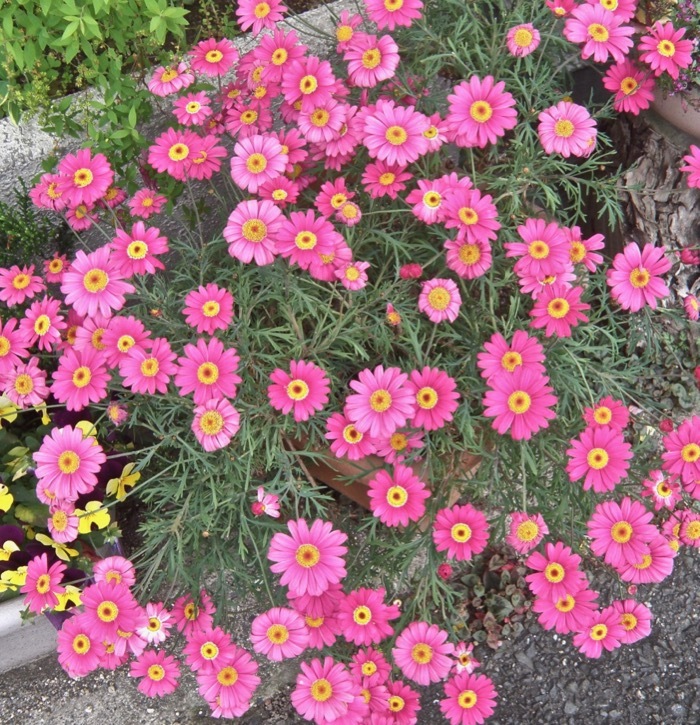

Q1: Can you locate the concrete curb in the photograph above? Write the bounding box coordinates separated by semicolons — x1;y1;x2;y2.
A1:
0;597;58;675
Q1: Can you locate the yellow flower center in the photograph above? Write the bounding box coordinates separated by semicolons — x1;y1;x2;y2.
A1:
12;273;30;290
458;243;481;265
451;523;472;543
140;358;159;378
295;543;320;568
267;623;289;644
217;666;238;686
379;172;396;186
361;661;377;676
241;218;267;242
544;562;565;583
330;192;347;208
501;351;523;372
272;189;288;201
73;168;94;188
83;269;108;292
186;101;201;114
255;1;270;17
681;443;700;462
58;450;80;473
458;690;477;709
340;203;358;220
31;315;50;337
72;634;90;653
353;605;372;625
272;48;288;65
593;407;612;424
200;411;225;435
516;520;539;541
201;642;219;660
621;613;638;631
118;335;135;352
507;390;531;414
245;153;267;173
342;424;362;443
311;678;333;702
588;23;609;42
416;386;438;410
458;206;479;226
601;0;618;9
51;510;68;531
14;373;33;395
147;617;161;631
72;366;92;388
586;448;609;470
513;28;533;47
205;49;223;63
621;77;638;95
97;600;119;622
336;25;353;42
300;75;319;94
590;624;608;641
160;68;178;82
387;485;408;507
345;265;361;281
390;432;407;451
554;119;575;138
36;574;51;594
528;241;550;259
555;594;575;612
685;521;700;540
547;298;570;319
147;664;165;681
362;49;381;69
470;101;493;122
286;379;310;401
634;554;653;570
311;109;330;127
202;301;220;318
658;40;676;57
389;696;405;712
569;241;586;262
295;231;317;250
427;286;450;311
424;191;441;208
91;329;106;350
385;0;404;8
370;389;392;412
629;267;650;288
168;143;189;161
126;241;148;260
385;125;408;145
411;643;433;664
611;521;632;543
196;362;219;384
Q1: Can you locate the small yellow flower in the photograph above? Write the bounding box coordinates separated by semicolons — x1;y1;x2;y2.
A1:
0;539;20;562
0;567;26;591
34;533;78;561
106;462;141;501
75;500;111;534
0;483;13;513
33;402;51;426
54;585;82;611
0;396;18;427
75;420;100;443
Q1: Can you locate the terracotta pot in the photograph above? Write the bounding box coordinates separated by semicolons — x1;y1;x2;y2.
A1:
650;87;700;142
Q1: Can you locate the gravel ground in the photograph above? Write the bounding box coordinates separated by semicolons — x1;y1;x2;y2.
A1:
2;546;700;724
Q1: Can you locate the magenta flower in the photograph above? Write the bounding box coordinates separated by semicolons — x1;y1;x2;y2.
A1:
147;127;202;181
81;580;145;641
190;37;238;76
440;671;498;725
291;656;356;723
345;33;400;88
532;587;599;635
566;426;633;493
224;198;283;266
538;101;597;158
51;345;110;412
602;60;656;115
572;605;626;659
182;283;234;335
337;587;400;646
506;512;548;555
130;649;181;698
57;612;102;678
507;23;541;57
476;330;546;381
276;210;343;270
529;283;590;337
0;264;45;307
618;534;676;584
174;337;242;405
325;411;376;461
268;518;347;597
582;396;629;431
442;187;501;244
56;148;114;207
21;553;66;614
250;607;309;661
4;357;49;408
393;621;454;686
563;4;634;63
368;464;430;527
363;99;430;166
638;21;694;79
606;242;671;312
445;237;493;279
110;222;169;276
661;415;700;485
350;647;392;687
20;296;66;352
611;599;652;645
525;541;587;602
196;645;260;717
192;398;240;451
364;0;423;30
230;133;288;194
267;359;330;422
281;55;336;112
432;504;489;561
121;338;177;396
147;62;194;97
418;278;462;324
406;366;460;431
504;217;570;278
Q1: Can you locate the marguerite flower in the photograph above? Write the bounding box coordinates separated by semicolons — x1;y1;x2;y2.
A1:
268;359;331;422
606;242;672;312
250;607;309;661
393;621;454;686
563;4;634;63
336;587;400;646
638;21;694;80
130;649;181;698
537;101;597;158
440;671;498;725
56;148;114;207
433;504;489;561
174;337;242;405
367;464;430;527
566;426;633;493
190;37;238;76
418;278;462;323
183;283;234;335
291;656;356;723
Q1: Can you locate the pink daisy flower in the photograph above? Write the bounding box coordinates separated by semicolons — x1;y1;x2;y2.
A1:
453;642;480;675
130;649;181;698
563;4;634;63
57;612;102;678
121;337;177;395
230;134;288;194
43;252;69;282
315;177;354;216
268;518;348;597
4;357;49;408
183;283;234;335
525;541;588;602
337;587;400;646
20;296;66;352
250;607;309;661
345;364;416;439
433;504;489;561
406;179;447;224
268;359;331;422
351;647;392;686
365;0;423;30
33;424;105;501
482;367;557;441
619;534;676;584
362;160;412;200
172;591;215;637
336;260;370;290
504;218;570;278
566;226;605;272
147;62;194;96
147;127;201;180
197;646;260;717
51;345;110;411
443;187;501;244
507;23;541;57
173;91;212;126
582;396;629;431
476;330;547;381
641;470;682;511
325;411;376;460
679;513;700;547
30;173;68;211
566;426;633;493
638;22;694;80
73;313;110;356
444;238;493;279
607;241;672;312
81;580;144;641
21;553;66;614
374;428;424;464
0;265;44;307
367;464;430;528
532;586;599;635
302;611;340;650
287;582;344;620
254;27;306;84
334;10;362;52
252;486;281;518
137;602;173;645
102;315;151;370
174;337;242;405
505;511;548;554
110;222;169;277
47;501;78;543
529;283;590;337
335;201;363;227
61;246;134;318
681;144;700;188
93;556;136;588
573;605;626;659
56;148;114;207
236;0;287;35
406;366;459;431
363;99;430;166
383;679;421;724
445;75;518;148
393;621;454;686
345;33;400;88
537;101;597;158
588;497;658;568
684;294;700;321
291;656;356;723
588;0;637;21
187;134;228;181
190;37;238;76
281;56;336;112
128;188;167;219
65;202;96;232
440;671;498;725
602;60;656;115
611;599;652;645
224;198;283;266
661;415;700;485
297;99;346;145
259;176;299;208
418;278;462;324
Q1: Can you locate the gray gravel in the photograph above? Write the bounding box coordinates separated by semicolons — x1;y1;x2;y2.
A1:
2;548;700;724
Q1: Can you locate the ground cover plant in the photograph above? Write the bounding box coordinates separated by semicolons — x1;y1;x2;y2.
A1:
3;0;700;721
